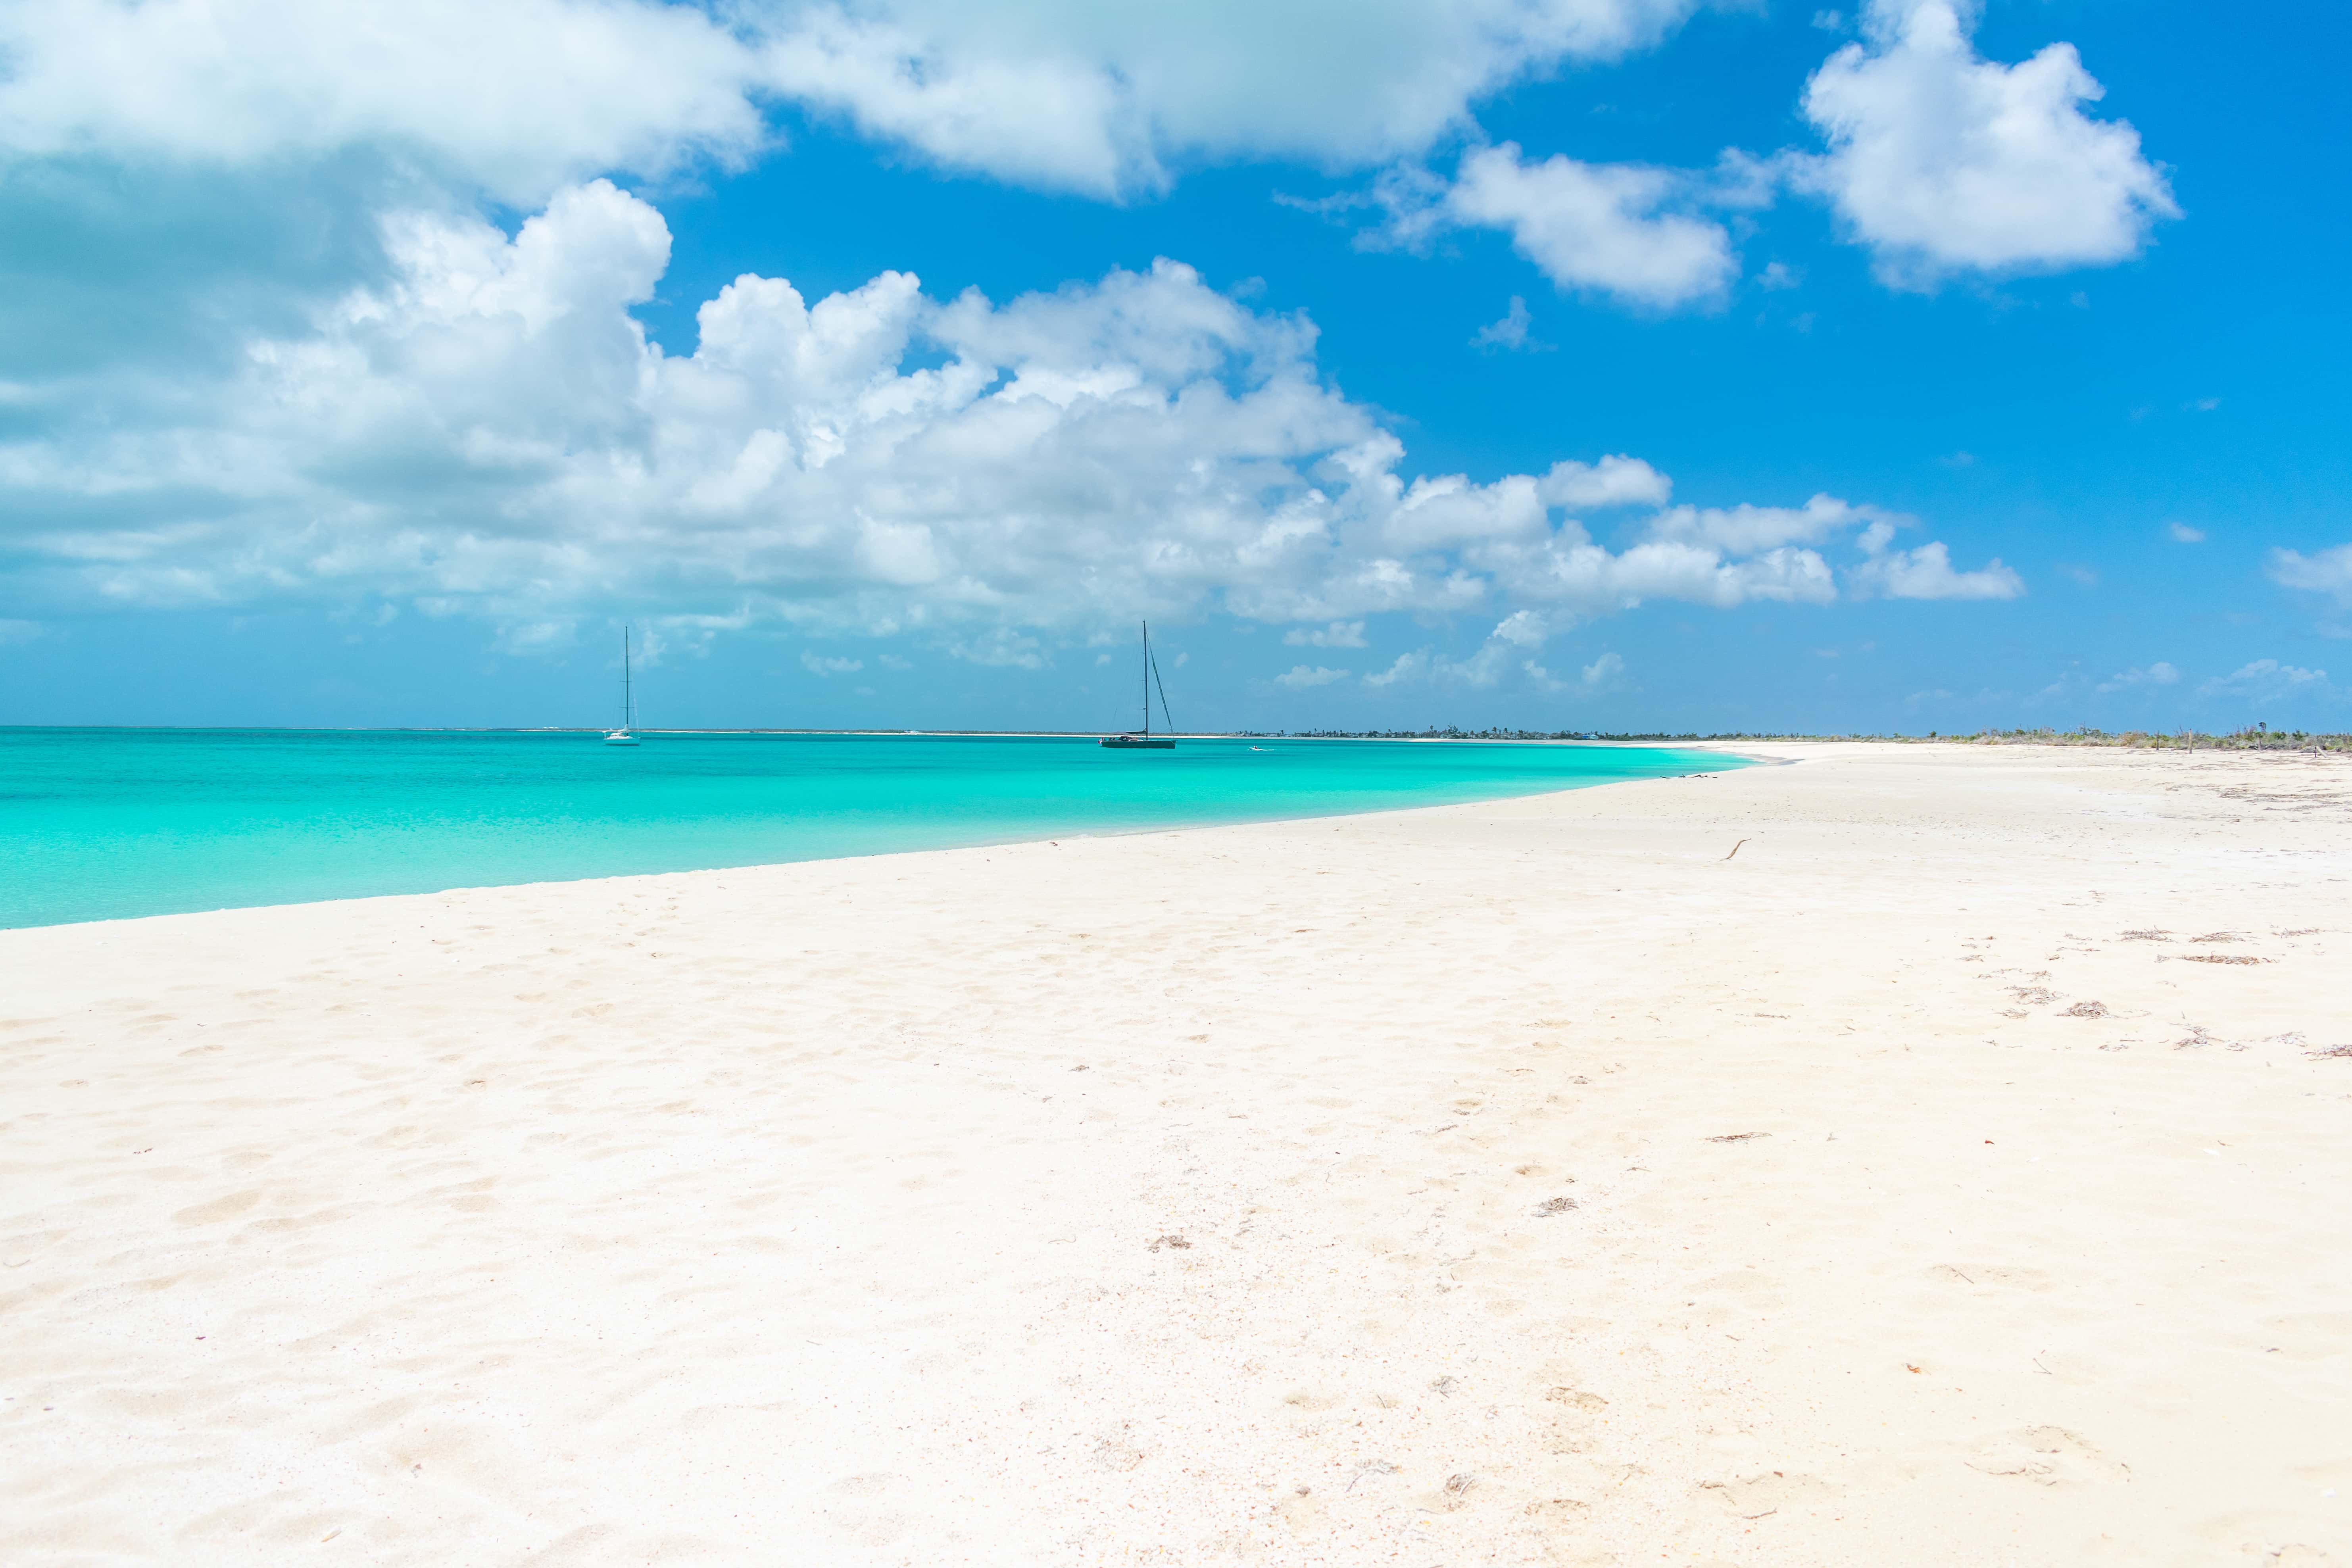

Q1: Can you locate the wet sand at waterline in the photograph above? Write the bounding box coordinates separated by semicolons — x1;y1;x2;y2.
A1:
3;742;2346;1565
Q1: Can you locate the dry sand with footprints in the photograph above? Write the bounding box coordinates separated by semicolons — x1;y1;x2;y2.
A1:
4;741;2348;1566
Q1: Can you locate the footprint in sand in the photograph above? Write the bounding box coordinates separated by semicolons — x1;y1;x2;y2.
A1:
1541;1387;1608;1452
1926;1264;2053;1290
1697;1470;1837;1517
1524;1496;1590;1528
818;1472;913;1548
1272;1486;1321;1535
173;1189;262;1226
1093;1433;1146;1472
1966;1426;2128;1485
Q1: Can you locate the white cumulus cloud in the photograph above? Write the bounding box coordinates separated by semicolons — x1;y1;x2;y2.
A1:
1849;540;2024;600
1539;455;1673;509
1439;143;1738;309
1274;664;1351;688
1799;0;2177;284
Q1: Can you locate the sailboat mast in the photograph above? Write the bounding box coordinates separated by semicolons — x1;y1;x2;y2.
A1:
1140;619;1149;738
623;626;634;731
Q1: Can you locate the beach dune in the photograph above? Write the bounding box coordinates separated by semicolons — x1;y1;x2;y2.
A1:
3;742;2347;1564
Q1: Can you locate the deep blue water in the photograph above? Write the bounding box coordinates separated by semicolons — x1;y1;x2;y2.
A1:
0;729;1739;928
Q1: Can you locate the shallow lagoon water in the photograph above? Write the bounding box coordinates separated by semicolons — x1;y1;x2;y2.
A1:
0;729;1740;928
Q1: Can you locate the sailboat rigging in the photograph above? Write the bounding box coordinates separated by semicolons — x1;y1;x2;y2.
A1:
604;625;640;746
1099;620;1176;749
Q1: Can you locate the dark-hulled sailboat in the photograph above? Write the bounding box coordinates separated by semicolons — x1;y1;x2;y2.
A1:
1100;621;1176;749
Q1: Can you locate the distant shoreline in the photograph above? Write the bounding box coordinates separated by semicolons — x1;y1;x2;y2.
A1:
2;723;2340;750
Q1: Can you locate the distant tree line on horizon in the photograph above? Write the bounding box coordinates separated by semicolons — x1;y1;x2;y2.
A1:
1251;724;2348;751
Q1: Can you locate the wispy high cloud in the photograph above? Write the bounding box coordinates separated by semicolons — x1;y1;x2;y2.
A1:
2096;661;2179;693
1284;621;1368;648
1361;622;1625;695
1471;296;1552;353
2198;659;2329;699
2271;544;2352;606
801;651;865;677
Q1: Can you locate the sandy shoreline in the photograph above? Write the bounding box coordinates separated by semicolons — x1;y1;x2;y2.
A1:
4;742;2348;1565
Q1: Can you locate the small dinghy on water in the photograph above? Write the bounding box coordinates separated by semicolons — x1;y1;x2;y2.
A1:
604;625;641;746
1100;620;1177;749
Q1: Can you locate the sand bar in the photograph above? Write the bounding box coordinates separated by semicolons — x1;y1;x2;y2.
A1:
3;742;2348;1564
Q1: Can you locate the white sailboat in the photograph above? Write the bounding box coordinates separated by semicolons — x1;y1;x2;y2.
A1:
605;625;641;746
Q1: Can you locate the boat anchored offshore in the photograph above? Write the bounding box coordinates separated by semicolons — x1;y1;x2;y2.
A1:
1100;620;1176;749
605;625;641;746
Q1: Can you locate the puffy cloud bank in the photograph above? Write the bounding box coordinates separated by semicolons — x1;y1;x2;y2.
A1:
0;0;2179;335
0;183;2018;653
0;0;1703;200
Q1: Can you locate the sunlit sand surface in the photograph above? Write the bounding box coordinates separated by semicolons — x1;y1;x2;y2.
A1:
4;743;2347;1564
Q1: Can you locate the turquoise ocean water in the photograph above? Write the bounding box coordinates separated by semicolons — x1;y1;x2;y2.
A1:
0;729;1739;929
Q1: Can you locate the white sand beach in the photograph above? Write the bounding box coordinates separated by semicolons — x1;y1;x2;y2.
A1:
4;742;2348;1566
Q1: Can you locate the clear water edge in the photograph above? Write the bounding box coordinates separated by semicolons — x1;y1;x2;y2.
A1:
0;728;1744;931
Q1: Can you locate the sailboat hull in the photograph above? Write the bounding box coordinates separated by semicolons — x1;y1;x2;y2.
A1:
1099;735;1174;749
603;731;640;746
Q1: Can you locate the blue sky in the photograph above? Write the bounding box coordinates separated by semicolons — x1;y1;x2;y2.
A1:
2;0;2347;733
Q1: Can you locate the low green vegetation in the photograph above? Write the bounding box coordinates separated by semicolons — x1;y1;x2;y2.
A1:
1259;724;2350;751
